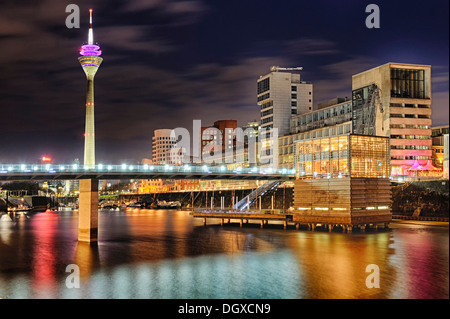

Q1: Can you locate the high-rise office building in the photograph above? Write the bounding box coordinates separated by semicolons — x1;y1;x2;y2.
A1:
79;9;102;168
257;67;313;137
352;63;433;176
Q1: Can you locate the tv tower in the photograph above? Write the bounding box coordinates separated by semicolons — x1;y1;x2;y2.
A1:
79;9;102;168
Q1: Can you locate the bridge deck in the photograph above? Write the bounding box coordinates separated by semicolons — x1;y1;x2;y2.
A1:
0;164;295;181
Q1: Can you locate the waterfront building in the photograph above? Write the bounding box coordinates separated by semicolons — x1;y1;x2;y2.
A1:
279;98;353;169
352;63;433;177
293;134;391;231
79;9;102;168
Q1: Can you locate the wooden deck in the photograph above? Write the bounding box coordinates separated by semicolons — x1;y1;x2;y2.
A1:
190;211;293;228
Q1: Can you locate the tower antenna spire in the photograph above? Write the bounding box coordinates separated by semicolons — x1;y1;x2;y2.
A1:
88;8;94;44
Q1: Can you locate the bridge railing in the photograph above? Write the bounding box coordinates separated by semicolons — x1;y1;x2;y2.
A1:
0;163;296;176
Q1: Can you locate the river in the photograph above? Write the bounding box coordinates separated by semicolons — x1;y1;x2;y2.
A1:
0;209;448;299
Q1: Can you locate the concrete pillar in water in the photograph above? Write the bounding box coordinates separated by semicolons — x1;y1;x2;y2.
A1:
78;179;98;243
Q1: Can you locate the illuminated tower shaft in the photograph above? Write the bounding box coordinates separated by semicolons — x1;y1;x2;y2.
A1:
79;9;102;168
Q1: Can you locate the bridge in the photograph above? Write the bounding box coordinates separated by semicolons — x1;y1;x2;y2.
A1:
0;163;295;181
1;163;295;244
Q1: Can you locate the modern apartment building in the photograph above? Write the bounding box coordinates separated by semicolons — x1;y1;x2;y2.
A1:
257;68;313;137
352;63;433;176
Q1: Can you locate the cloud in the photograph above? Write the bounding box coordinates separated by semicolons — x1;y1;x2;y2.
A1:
285;37;340;56
124;0;207;26
98;26;175;54
312;56;375;104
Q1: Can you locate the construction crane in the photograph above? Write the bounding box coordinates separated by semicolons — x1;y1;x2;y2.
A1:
354;83;384;136
270;66;303;72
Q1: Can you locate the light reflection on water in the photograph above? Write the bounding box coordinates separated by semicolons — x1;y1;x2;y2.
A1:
0;210;448;299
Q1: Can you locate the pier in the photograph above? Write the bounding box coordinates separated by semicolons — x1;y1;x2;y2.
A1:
190;210;293;229
190;209;391;232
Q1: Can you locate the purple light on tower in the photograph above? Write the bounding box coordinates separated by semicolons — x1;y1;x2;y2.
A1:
80;44;102;56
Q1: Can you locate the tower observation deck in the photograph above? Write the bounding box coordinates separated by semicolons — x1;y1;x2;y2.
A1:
79;9;102;169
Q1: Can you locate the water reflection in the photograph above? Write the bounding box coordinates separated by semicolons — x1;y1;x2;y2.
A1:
0;210;448;299
291;231;395;298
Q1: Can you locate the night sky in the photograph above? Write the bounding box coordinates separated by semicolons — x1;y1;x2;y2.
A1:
0;0;448;164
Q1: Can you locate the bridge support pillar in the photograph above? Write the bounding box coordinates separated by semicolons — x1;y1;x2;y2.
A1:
284;220;288;229
240;219;243;227
78;179;98;243
260;220;264;228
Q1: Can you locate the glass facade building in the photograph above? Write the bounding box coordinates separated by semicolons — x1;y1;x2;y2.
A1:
295;134;390;179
